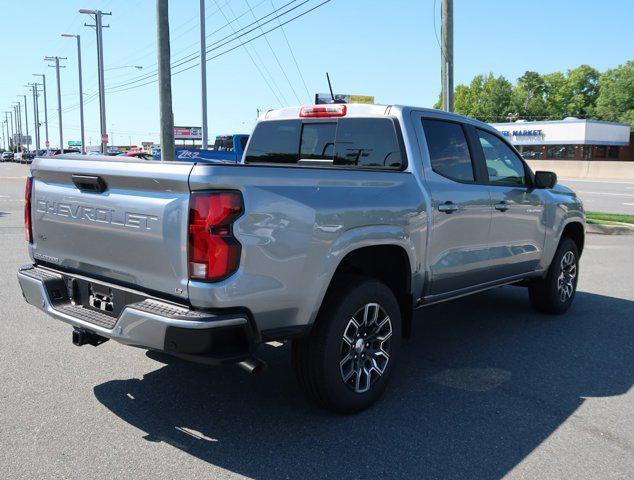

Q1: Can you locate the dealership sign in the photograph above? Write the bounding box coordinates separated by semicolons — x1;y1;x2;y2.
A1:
315;93;375;105
174;126;202;140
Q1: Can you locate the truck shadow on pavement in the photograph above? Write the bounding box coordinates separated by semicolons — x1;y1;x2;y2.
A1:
93;287;633;479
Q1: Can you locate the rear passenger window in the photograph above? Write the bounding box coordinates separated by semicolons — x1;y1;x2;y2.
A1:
245;117;405;169
244;120;300;163
334;118;403;168
422;119;474;182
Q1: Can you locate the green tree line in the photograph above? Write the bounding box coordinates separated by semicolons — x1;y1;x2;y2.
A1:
435;60;633;129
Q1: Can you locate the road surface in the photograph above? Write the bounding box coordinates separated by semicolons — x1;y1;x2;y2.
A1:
1;162;633;479
560;178;634;215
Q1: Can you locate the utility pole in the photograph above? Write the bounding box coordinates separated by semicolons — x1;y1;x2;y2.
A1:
27;83;41;151
45;56;66;150
33;74;50;153
200;0;208;149
13;103;21;151
157;0;175;161
62;34;86;154
440;0;454;112
4;113;10;151
8;111;14;151
80;9;111;154
21;95;30;152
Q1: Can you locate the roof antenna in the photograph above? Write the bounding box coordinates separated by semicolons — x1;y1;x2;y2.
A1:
326;72;335;103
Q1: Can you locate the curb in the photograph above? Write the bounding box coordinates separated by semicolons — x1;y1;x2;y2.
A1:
586;223;634;235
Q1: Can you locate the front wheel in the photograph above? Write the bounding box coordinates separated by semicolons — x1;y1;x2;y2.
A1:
292;276;401;414
529;237;579;314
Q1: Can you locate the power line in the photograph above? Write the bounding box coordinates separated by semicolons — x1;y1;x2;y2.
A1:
106;0;309;92
269;0;311;102
219;0;288;105
243;0;302;104
60;0;332;110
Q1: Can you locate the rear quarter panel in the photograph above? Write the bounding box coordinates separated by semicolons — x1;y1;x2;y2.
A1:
188;164;426;334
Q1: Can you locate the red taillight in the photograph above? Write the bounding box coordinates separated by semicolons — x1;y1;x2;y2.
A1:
299;104;347;118
188;191;242;281
25;177;33;243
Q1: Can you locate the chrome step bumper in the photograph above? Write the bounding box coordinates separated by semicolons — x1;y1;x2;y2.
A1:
17;265;249;354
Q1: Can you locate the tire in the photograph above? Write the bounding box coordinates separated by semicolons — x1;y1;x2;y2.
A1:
292;276;402;414
529;237;579;314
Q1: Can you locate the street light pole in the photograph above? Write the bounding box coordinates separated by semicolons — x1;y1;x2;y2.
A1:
200;0;208;149
45;56;66;150
62;34;86;154
80;8;111;154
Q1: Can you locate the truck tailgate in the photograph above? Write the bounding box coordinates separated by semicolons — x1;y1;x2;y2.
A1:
29;156;194;301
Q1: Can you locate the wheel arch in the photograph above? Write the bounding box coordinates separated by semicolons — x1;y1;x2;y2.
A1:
314;243;415;339
561;221;585;256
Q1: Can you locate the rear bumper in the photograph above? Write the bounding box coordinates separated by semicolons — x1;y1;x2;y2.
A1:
17;265;254;364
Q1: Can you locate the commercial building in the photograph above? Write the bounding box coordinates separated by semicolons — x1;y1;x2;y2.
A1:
490;118;632;161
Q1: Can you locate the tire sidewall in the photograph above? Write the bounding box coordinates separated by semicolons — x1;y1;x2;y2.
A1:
547;238;580;313
318;280;402;413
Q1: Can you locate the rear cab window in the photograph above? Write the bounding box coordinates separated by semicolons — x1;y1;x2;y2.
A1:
245;117;406;170
421;119;475;182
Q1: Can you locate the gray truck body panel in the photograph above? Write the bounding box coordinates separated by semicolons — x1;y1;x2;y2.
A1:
22;105;584;343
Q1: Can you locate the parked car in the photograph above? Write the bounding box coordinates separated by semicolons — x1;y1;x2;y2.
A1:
50;148;81;156
125;151;153;160
1;151;13;162
17;104;585;413
152;134;249;163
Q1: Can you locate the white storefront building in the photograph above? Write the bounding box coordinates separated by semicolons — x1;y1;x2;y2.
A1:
490;118;632;161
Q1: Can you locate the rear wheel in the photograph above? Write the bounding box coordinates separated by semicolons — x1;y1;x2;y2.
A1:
292;276;401;414
529;237;579;314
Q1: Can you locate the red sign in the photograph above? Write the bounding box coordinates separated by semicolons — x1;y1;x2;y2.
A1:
45;140;50;147
174;126;202;140
102;133;109;143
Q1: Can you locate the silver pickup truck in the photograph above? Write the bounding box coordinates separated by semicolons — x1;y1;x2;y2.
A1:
17;104;584;413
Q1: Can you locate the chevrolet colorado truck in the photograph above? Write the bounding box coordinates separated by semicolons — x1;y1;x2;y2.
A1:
17;104;585;413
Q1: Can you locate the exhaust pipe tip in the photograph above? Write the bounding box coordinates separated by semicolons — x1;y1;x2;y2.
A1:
237;358;266;375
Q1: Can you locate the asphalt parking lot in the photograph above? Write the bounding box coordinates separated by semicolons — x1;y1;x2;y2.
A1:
0;162;632;479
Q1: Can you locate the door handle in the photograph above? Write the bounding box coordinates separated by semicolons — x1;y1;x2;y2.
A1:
494;201;509;212
438;201;458;214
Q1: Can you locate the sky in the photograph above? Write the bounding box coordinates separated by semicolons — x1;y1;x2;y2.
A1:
0;0;632;149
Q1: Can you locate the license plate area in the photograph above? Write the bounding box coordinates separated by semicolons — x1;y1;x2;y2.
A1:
61;275;147;318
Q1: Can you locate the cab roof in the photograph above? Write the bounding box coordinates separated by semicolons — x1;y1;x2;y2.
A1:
261;103;496;133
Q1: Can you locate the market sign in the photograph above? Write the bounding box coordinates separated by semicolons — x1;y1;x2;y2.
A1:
174;126;202;140
314;93;375;105
498;128;544;144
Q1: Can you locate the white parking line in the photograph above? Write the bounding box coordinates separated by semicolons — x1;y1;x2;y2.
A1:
578;191;634;197
623;203;634;206
561;178;634;185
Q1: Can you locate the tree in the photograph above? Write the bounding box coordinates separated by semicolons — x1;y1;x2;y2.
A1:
596;60;634;129
511;71;548;120
565;64;600;118
450;73;513;122
542;72;569;119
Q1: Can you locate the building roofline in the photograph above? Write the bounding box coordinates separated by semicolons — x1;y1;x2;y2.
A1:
490;119;630;128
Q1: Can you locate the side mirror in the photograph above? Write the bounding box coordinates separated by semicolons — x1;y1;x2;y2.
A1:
534;170;557;189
